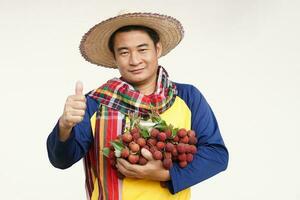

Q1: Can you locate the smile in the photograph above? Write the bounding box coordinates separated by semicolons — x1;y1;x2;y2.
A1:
129;68;144;74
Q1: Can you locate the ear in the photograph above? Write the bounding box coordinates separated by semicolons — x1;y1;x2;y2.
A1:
156;42;162;58
112;52;119;68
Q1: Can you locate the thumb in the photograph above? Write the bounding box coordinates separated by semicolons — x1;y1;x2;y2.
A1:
75;81;84;95
141;148;154;161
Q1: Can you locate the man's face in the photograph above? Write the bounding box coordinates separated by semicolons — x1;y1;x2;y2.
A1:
113;30;162;86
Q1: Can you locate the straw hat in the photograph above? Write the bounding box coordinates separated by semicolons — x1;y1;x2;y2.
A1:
79;12;184;68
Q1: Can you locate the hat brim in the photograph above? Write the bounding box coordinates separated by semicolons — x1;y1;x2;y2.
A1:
79;12;184;68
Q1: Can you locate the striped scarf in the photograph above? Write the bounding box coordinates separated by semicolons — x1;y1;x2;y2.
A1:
83;66;177;200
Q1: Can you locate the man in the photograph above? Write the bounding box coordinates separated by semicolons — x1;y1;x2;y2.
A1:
47;12;229;200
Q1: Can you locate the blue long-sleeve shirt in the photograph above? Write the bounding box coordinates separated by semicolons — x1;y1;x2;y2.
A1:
47;82;229;194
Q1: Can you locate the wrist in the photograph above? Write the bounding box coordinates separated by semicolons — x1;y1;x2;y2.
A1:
58;117;73;142
59;116;72;130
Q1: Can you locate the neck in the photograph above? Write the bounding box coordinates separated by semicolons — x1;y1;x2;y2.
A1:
133;73;157;95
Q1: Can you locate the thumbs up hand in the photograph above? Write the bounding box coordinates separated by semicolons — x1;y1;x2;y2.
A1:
75;81;84;95
58;81;87;141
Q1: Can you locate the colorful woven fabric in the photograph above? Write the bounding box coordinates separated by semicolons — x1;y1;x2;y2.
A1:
83;66;177;200
89;66;177;116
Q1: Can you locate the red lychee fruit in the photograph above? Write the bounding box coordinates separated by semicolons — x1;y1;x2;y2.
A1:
131;127;140;140
180;136;189;144
163;158;173;170
178;153;187;162
147;138;157;147
187;130;196;137
131;127;140;135
136;137;146;147
128;154;139;164
138;156;148;165
153;150;163;160
177;128;187;138
186;153;193;163
122;132;133;143
185;144;191;153
189;145;197;154
165;142;174;152
157;132;167;142
173;135;179;142
150;146;158;154
171;148;178;157
188;136;197;145
156;141;165;150
121;148;129;158
177;143;186;153
165;129;172;138
131;132;140;140
150;128;160;138
129;142;140;153
179;161;187;168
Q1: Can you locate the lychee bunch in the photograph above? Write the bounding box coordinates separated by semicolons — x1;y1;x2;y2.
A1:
102;112;198;173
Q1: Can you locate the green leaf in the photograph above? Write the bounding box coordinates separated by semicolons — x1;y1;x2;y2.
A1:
111;140;125;151
102;147;110;158
138;124;150;138
161;120;168;127
154;124;168;131
141;128;150;138
171;128;179;138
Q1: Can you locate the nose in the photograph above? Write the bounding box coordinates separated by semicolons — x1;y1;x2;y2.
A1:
129;51;142;66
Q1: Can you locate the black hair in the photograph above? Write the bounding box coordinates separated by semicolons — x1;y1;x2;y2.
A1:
108;25;160;56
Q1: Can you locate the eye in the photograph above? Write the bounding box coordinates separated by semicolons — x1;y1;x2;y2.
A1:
139;49;148;53
120;51;129;56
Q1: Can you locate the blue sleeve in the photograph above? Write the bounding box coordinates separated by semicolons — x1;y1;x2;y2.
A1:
166;84;229;194
46;94;98;169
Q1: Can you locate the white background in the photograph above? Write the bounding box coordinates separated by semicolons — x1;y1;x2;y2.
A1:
0;0;299;199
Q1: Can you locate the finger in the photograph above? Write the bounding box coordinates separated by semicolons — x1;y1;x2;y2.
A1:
116;162;136;178
141;148;154;161
71;101;87;110
117;159;133;170
75;81;83;95
68;95;86;102
65;115;84;124
69;109;85;117
117;159;139;172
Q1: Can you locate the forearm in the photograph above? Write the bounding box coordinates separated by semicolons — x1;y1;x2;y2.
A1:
166;143;228;194
47;120;78;169
47;118;93;169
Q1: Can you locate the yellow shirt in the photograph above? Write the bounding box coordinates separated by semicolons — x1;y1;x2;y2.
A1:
90;96;191;200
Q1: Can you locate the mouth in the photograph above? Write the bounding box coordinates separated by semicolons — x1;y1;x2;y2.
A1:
129;68;145;74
